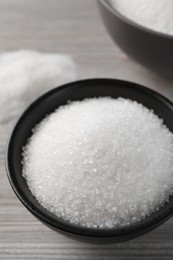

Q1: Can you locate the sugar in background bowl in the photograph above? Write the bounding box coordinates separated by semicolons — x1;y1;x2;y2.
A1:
6;78;173;243
98;0;173;78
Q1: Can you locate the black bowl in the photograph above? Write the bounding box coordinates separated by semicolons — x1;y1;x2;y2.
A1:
6;78;173;243
98;0;173;78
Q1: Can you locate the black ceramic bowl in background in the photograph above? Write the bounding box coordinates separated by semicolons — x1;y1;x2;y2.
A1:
6;78;173;243
98;0;173;78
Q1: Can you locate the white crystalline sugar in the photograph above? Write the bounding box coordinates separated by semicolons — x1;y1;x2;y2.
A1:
109;0;173;35
0;50;77;123
22;97;173;229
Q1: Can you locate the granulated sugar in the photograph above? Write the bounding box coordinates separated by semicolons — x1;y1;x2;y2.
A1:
109;0;173;35
0;50;77;123
22;97;173;229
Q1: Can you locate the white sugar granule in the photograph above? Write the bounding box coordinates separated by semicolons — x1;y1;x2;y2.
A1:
109;0;173;35
0;50;77;124
22;97;173;229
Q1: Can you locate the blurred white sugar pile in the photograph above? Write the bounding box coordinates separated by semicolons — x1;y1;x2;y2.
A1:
0;50;77;123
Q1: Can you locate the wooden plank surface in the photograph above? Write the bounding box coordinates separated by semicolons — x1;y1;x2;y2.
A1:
0;0;173;259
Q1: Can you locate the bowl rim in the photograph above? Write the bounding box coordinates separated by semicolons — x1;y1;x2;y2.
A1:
6;78;173;240
99;0;173;40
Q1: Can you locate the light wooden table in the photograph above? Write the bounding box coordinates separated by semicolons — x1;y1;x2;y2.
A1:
0;0;173;259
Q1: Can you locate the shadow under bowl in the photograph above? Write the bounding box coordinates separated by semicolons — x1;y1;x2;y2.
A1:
98;0;173;78
6;78;173;243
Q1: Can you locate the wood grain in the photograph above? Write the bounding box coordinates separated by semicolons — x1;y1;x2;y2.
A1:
0;0;173;259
